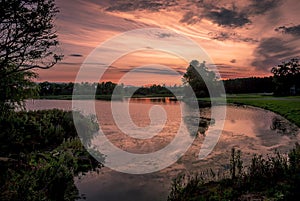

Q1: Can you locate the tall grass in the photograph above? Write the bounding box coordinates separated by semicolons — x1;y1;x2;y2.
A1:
168;143;300;201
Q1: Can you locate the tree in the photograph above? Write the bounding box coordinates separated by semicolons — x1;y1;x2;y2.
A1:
183;60;219;97
0;0;62;109
271;58;300;96
0;63;38;110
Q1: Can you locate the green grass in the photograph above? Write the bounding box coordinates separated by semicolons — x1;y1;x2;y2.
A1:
226;94;300;127
168;145;300;201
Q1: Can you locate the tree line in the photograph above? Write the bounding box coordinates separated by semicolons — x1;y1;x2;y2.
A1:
183;59;300;97
38;81;178;97
36;74;291;98
224;76;274;94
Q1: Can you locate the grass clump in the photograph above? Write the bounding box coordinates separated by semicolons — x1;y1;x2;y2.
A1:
168;144;300;201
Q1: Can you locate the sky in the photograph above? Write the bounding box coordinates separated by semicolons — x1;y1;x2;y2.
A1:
36;0;300;85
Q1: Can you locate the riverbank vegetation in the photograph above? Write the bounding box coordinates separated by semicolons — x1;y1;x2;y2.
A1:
0;1;104;200
168;144;300;201
0;109;103;200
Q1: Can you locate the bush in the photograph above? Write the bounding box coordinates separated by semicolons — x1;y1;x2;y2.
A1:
168;143;300;201
0;110;103;201
0;109;97;155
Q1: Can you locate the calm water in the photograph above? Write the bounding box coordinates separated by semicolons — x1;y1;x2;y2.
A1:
25;99;300;201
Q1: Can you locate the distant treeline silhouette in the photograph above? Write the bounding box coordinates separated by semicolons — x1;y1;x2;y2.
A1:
38;81;180;97
224;76;274;94
37;76;275;97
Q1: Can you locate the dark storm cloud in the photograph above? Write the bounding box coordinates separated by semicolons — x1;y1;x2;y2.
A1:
275;25;300;37
105;0;178;12
182;0;283;27
208;32;258;43
69;54;83;57
156;32;173;38
105;0;251;28
251;37;300;71
246;0;282;15
205;8;250;27
104;0;282;29
179;11;201;25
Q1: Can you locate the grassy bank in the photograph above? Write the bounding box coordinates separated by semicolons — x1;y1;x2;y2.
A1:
225;94;300;127
168;144;300;201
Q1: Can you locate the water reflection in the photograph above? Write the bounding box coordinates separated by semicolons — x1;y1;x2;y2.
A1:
25;99;300;201
184;116;212;136
271;116;299;136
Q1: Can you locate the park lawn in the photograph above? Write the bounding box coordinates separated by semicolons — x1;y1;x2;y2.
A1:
226;95;300;127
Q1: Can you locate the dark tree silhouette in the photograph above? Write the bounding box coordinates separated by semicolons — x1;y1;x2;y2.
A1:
271;58;300;96
0;0;63;77
0;0;62;110
183;60;219;97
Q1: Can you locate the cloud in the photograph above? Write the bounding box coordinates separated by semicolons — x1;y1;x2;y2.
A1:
103;0;282;29
230;59;236;63
105;0;178;12
179;0;283;27
246;0;282;15
69;54;83;57
275;25;300;37
120;66;181;76
60;62;106;66
208;31;258;43
180;11;202;25
156;32;173;38
251;37;300;71
205;7;251;27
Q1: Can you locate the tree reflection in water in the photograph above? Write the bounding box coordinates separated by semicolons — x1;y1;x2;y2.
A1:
270;116;299;136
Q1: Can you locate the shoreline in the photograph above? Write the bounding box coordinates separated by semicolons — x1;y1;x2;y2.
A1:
34;94;300;127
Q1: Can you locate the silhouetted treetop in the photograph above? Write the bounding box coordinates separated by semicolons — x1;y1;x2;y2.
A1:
183;60;219;97
0;0;63;77
271;58;300;96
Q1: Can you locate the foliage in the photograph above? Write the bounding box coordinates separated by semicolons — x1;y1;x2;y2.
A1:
168;143;300;201
224;76;273;94
0;0;63;75
0;109;98;155
0;0;63;110
0;63;38;110
183;60;220;97
1;138;103;201
39;82;74;96
230;148;243;180
271;58;300;96
38;81;184;99
0;110;103;201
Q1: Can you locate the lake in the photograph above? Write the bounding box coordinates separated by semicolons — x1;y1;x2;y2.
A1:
25;99;300;201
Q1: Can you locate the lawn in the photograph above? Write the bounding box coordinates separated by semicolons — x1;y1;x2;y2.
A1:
225;94;300;127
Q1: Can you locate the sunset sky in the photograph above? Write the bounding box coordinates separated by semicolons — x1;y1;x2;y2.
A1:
37;0;300;85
